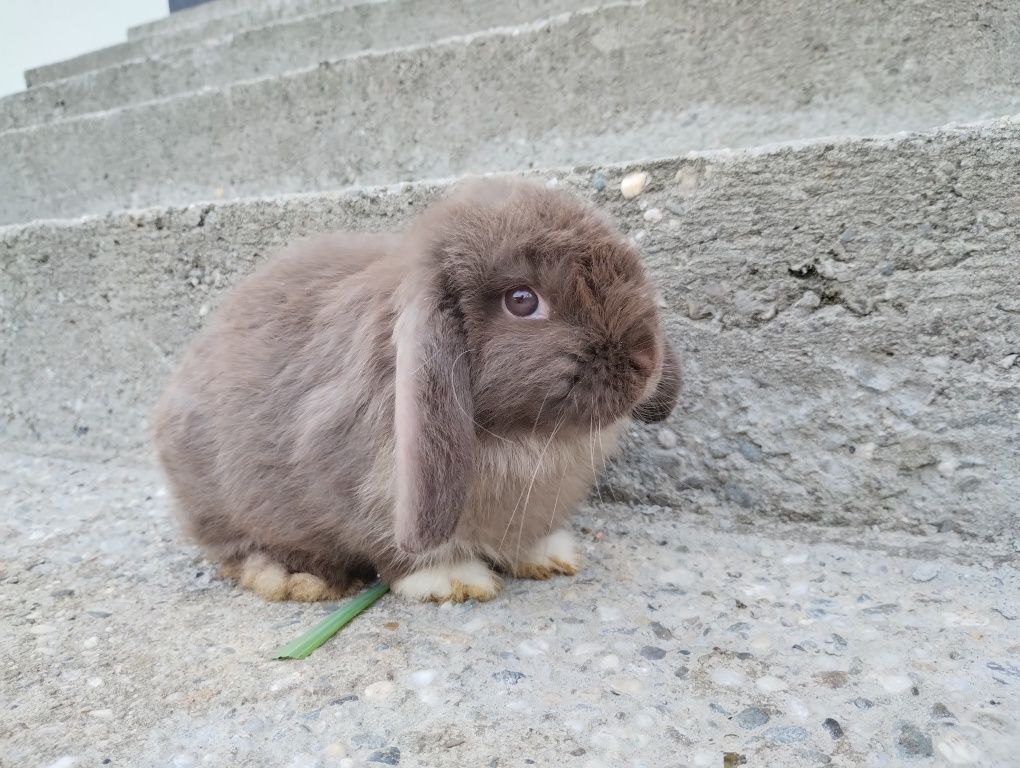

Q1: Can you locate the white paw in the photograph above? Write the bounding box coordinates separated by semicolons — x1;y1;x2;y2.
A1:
391;560;502;603
514;529;582;580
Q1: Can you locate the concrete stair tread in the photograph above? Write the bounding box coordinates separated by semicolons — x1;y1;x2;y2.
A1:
1;447;1016;764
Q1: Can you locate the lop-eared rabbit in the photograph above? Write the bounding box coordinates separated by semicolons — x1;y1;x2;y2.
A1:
153;178;680;603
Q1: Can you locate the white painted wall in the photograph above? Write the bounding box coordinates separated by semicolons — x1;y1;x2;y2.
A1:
0;0;167;96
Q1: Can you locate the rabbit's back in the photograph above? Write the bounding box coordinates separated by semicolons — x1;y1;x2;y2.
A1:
152;233;404;572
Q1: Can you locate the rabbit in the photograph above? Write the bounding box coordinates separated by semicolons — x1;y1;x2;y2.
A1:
152;177;681;603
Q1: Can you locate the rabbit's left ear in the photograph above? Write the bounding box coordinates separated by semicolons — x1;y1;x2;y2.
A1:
392;290;476;554
633;336;682;424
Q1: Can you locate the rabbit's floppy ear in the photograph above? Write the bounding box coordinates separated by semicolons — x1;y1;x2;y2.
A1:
633;336;682;424
393;284;476;554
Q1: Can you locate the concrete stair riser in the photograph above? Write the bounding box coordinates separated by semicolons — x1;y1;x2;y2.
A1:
6;0;611;130
3;121;1017;544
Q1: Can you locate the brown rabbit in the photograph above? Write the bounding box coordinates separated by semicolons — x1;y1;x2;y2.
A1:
152;178;680;603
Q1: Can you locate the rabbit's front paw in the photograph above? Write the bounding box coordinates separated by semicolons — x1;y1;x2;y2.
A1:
513;529;582;580
392;560;502;603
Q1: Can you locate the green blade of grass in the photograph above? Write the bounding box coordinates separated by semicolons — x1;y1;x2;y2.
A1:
271;581;389;660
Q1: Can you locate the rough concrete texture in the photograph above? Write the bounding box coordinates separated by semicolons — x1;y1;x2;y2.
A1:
5;0;1020;223
23;31;210;90
126;0;372;42
2;450;1017;766
22;0;597;91
27;0;392;86
3;119;1019;548
124;0;317;40
3;0;605;130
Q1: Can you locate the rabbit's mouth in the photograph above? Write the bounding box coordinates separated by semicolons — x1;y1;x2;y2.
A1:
545;364;658;437
471;327;661;438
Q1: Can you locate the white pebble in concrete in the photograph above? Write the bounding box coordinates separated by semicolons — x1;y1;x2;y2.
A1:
876;674;914;694
609;676;642;695
408;670;437;688
619;171;648;199
756;675;789;692
912;562;941;581
518;638;549;657
656;427;677;449
710;668;746;687
321;743;348;760
364;681;395;702
597;604;623;621
45;759;78;768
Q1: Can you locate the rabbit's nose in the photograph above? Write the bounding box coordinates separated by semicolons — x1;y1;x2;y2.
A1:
590;336;654;379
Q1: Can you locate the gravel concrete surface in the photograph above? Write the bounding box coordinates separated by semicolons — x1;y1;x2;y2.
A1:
2;449;1017;767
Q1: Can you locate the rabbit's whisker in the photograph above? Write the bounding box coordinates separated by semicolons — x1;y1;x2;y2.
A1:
530;377;557;439
589;412;603;506
499;409;566;554
516;414;566;565
595;415;615;501
421;346;515;446
548;469;565;533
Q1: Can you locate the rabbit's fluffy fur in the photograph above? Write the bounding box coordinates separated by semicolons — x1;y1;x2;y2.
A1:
152;178;680;602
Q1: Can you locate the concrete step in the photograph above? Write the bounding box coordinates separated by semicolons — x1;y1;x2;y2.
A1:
3;120;1018;549
5;0;1020;225
23;0;584;89
126;0;366;42
2;448;1015;765
5;0;607;131
125;0;309;40
25;0;372;87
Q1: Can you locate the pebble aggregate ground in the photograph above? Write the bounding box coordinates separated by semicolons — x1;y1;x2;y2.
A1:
1;450;1017;767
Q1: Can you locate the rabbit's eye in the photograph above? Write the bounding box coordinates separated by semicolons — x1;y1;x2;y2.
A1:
504;286;542;318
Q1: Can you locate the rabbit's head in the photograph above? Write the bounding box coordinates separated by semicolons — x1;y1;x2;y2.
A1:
393;178;681;553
